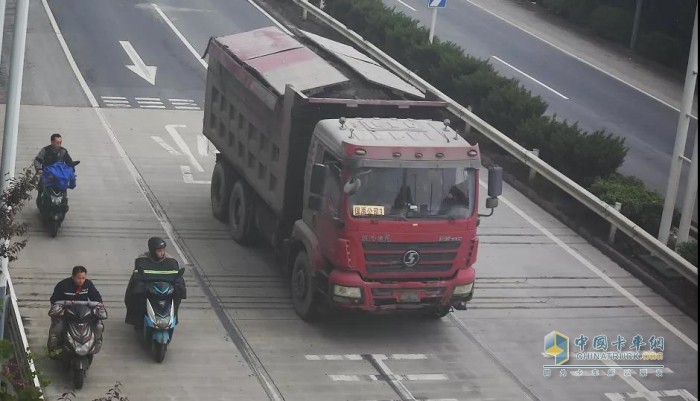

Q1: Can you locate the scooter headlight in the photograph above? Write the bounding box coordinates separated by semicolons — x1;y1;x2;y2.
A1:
51;195;63;205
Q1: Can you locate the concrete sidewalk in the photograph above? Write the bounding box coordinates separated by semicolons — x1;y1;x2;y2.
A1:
467;0;698;116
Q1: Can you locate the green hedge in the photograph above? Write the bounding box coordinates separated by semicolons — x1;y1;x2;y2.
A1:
677;241;698;267
589;174;665;235
324;0;626;186
536;0;694;71
590;6;633;43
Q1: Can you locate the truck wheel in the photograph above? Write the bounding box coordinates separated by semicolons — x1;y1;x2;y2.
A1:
211;162;232;221
228;181;255;244
291;251;324;322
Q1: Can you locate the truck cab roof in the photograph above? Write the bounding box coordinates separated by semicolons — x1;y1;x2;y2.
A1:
316;118;479;162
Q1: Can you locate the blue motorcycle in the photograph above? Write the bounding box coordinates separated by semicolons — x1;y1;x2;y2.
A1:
142;273;182;362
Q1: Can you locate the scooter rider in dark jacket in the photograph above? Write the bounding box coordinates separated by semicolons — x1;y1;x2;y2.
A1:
124;237;187;328
48;266;105;356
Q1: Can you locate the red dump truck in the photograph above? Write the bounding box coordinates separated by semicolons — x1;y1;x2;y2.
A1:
202;26;502;320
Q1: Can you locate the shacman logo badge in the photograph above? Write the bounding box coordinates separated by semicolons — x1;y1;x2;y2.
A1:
544;331;569;365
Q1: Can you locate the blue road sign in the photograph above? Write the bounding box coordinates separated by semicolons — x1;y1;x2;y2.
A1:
428;0;447;8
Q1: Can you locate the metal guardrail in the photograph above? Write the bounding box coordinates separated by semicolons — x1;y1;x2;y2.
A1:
287;0;698;284
2;275;43;398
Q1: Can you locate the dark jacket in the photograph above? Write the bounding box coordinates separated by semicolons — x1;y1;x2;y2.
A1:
34;145;74;170
124;252;187;303
50;277;103;304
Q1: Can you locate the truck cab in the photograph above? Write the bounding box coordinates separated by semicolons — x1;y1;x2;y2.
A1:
292;116;498;318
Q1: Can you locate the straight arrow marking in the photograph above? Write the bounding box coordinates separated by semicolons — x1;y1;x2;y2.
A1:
119;40;157;85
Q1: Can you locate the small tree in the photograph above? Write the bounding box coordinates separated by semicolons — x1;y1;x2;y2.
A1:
0;167;38;262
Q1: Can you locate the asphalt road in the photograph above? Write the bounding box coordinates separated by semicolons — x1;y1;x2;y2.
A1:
383;0;697;204
1;0;697;400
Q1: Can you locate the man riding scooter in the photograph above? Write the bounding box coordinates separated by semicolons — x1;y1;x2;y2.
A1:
124;237;187;329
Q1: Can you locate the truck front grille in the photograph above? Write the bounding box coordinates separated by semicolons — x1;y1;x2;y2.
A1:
362;241;460;274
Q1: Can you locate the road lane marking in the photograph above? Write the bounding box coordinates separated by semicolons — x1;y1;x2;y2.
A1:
478;178;698;352
152;4;208;69
605;389;697;401
166;124;205;172
244;0;293;35
463;0;697;118
329;373;448;381
197;134;213;157
151;136;182;155
120;40;158;85
395;0;417;11
306;354;429;361
181;165;211;184
491;55;569;100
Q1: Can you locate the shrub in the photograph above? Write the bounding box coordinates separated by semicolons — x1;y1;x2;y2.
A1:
589;174;664;234
677;241;698;267
638;31;684;70
590;6;633;43
516;115;627;186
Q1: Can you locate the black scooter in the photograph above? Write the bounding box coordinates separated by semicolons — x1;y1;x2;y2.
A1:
49;300;107;389
37;161;79;237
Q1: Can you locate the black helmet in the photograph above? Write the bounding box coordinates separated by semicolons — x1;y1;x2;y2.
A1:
148;237;166;259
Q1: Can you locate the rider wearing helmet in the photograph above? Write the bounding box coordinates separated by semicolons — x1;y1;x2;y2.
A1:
124;237;187;328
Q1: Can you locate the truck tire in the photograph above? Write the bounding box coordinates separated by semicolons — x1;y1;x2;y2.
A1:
228;180;255;244
291;251;324;322
211;161;233;221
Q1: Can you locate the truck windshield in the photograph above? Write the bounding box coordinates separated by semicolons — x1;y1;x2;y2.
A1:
347;167;477;220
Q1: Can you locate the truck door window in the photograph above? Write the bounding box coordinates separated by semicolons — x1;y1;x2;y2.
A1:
321;152;342;216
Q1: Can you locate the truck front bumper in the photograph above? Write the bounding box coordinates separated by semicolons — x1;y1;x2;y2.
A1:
328;268;475;312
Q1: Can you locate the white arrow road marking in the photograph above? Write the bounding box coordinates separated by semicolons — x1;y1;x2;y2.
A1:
181;165;210;185
119;40;157;85
151;136;181;156
166;124;204;172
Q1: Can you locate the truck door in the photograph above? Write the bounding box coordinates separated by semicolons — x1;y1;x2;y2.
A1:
313;151;343;265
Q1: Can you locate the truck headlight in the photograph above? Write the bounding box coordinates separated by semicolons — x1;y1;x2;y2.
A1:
453;283;474;296
333;285;362;299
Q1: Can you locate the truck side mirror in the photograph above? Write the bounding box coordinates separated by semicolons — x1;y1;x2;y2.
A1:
310;163;327;195
487;166;503;198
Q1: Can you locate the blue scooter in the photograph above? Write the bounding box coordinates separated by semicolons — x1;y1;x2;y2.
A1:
142;269;183;362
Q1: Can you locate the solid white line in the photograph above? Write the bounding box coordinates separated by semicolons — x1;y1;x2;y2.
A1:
479;179;698;352
601;360;662;401
137;100;165;105
167;124;205;172
140;105;167;109
152;4;208;69
245;0;293;36
491;55;569;100
464;0;697;118
395;0;417;11
101;96;128;100
174;106;201;110
41;0;98;107
105;104;132;108
135;97;161;101
170;98;195;102
151;136;182;156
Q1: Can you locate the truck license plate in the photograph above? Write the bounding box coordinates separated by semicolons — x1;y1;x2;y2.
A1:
399;291;420;302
